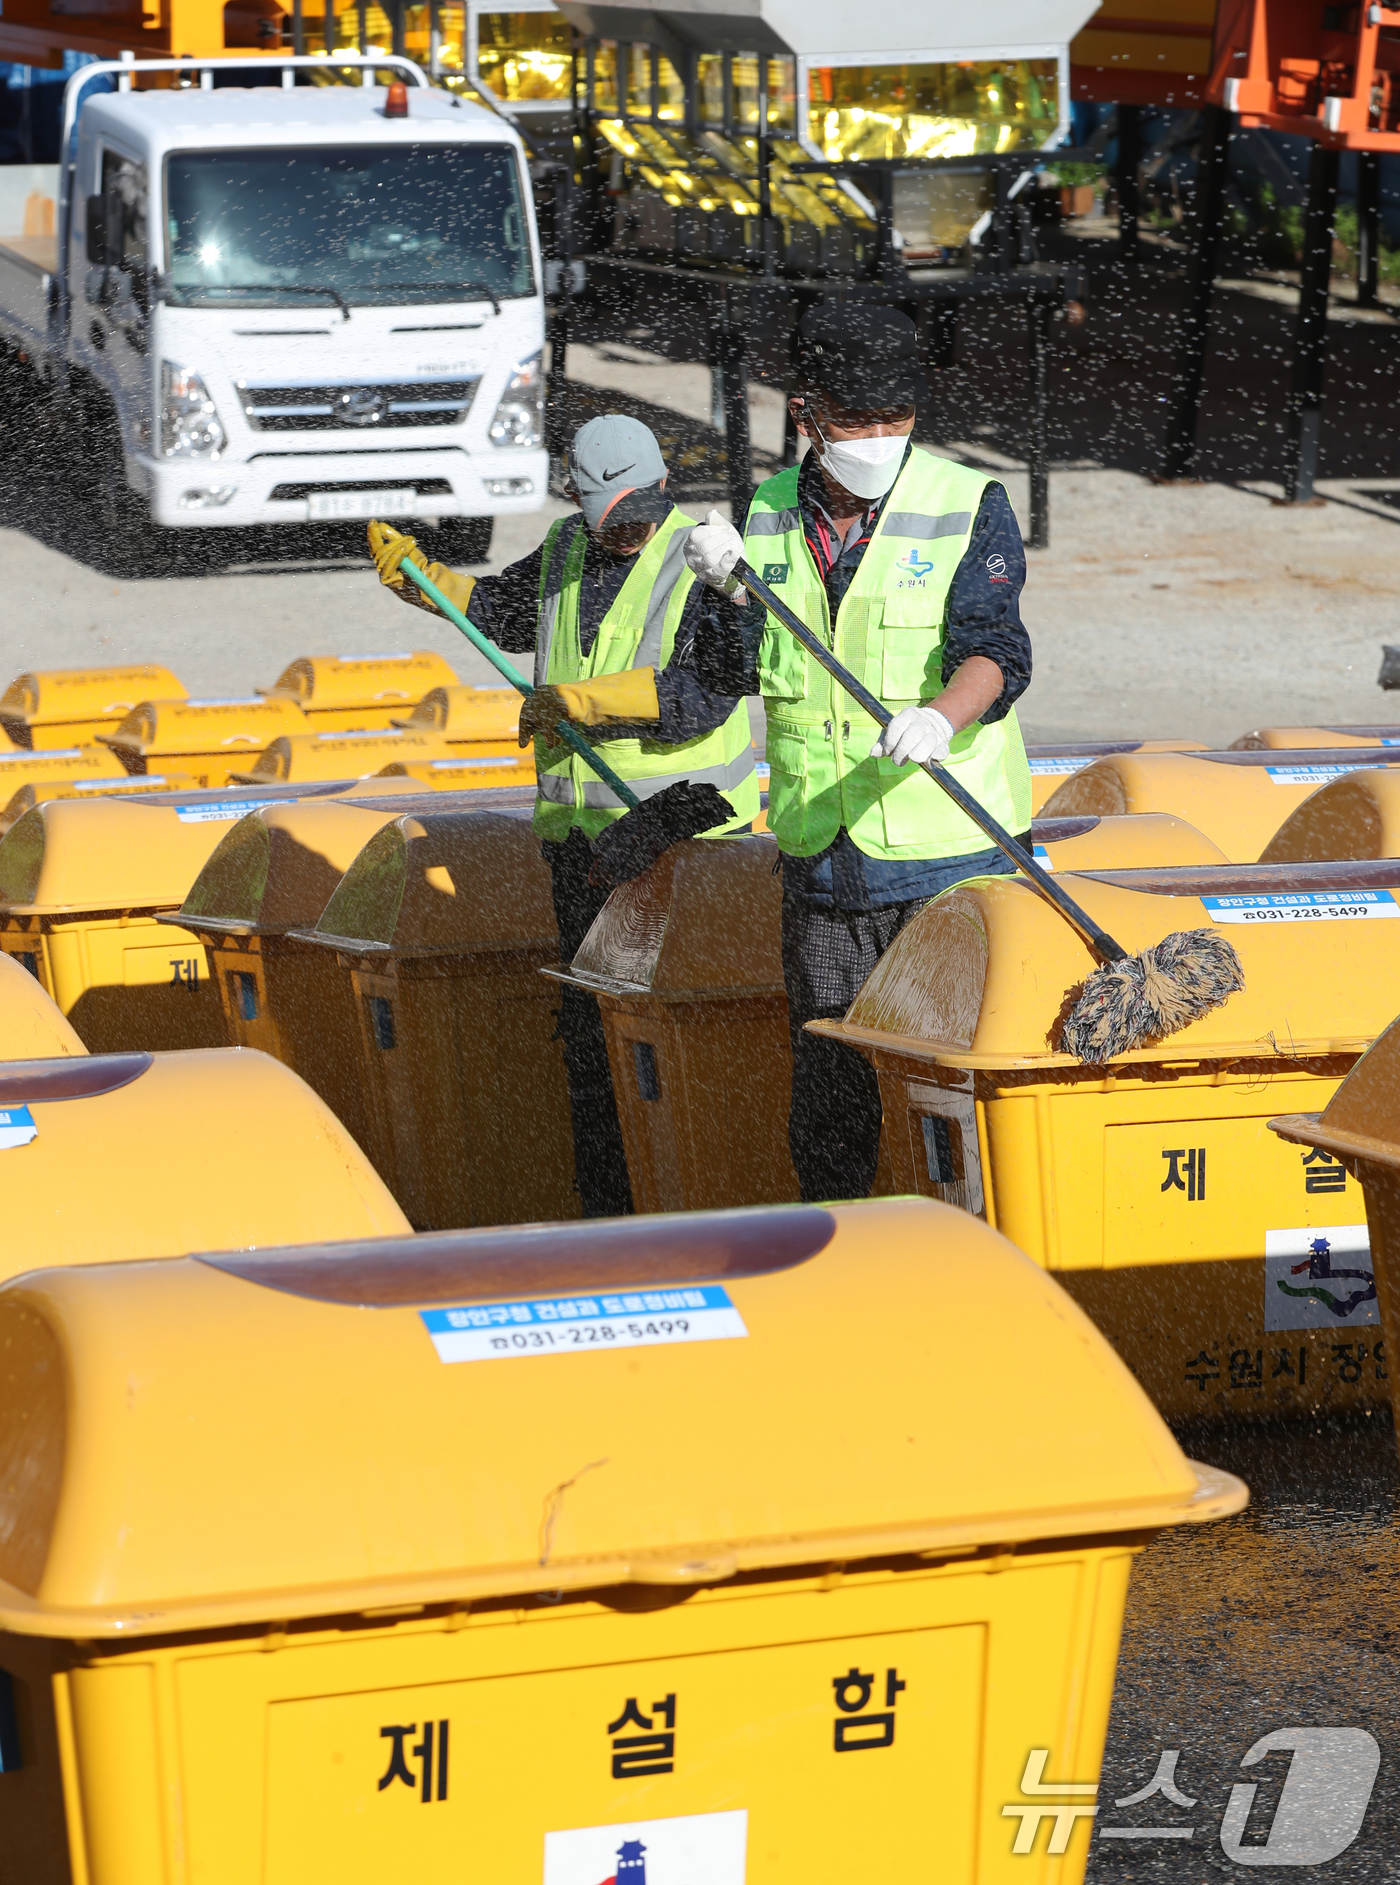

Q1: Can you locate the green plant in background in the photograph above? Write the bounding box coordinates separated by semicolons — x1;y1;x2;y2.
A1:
1050;160;1101;187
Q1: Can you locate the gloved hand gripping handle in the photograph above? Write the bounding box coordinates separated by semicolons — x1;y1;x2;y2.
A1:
397;556;643;813
733;558;1130;967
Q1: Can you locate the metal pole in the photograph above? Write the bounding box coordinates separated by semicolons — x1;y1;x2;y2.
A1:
357;0;367;54
757;53;776;276
1159;104;1231;479
1116;101;1141;263
1358;148;1381;309
1027;296;1050;550
1283;139;1340;503
717;290;752;517
547;162;573;453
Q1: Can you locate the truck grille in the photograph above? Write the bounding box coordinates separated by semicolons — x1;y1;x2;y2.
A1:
236;379;481;432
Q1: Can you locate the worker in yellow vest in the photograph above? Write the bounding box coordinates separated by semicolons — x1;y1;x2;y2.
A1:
678;304;1033;1201
370;414;758;1218
531;306;1031;1202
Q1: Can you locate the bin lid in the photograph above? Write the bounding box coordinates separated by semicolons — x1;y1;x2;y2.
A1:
0;797;258;914
0;1044;405;1304
374;754;536;787
100;696;308;758
818;860;1400;1069
179;801;411;936
1031;812;1228;870
0;749;121;790
0;665;186;728
1024;739;1207;757
0;952;86;1058
303;804;557;956
564;837;783;999
0;775;201;832
392;683;522;742
1232;725;1400;750
1272;1011;1400;1170
1259;768;1400;864
235;729;455;783
0;1197;1246;1637
261;650;457;713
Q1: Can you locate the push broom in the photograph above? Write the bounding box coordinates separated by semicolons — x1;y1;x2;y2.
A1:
731;559;1244;1065
388;554;735;884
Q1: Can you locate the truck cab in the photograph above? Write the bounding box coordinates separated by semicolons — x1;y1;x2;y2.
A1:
47;66;546;550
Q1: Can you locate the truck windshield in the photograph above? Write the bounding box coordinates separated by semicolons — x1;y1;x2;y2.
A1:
164;143;533;307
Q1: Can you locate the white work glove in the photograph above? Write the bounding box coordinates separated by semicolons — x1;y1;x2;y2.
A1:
684;508;745;594
871;704;955;768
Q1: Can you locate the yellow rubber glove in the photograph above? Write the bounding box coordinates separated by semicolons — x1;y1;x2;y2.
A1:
368;520;478;618
517;669;661;748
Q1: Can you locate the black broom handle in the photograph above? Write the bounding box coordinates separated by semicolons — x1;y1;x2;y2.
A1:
733;559;1130;966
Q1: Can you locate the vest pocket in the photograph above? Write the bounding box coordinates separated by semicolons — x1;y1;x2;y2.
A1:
874;758;948;848
881;631;940;704
764;723;810;848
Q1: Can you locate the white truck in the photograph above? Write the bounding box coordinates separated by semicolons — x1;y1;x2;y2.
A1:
0;55;548;568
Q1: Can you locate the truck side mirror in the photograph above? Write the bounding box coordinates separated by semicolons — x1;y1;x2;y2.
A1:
85;194;112;266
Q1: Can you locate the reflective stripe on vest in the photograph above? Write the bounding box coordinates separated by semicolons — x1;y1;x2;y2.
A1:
531;508;759;841
743;450;1030;862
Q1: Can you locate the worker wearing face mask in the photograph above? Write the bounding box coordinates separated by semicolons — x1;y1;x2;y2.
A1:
370;413;758;1219
679;302;1033;1203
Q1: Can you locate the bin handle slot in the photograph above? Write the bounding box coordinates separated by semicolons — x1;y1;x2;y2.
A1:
1030;815;1100;843
1080;858;1400;897
0;1052;152;1104
196;1205;839;1306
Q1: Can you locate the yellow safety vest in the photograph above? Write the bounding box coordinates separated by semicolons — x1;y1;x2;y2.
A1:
744;450;1030;859
532;508;759;842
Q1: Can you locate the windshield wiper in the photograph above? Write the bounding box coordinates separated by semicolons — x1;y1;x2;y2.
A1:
170;282;353;322
375;280;502;314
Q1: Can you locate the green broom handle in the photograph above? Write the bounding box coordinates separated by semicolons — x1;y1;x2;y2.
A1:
733;558;1129;966
397;556;642;812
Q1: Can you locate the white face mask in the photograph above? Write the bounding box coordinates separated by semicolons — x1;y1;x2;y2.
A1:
811;427;908;502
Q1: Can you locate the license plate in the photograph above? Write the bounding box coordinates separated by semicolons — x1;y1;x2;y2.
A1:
307;487;417;521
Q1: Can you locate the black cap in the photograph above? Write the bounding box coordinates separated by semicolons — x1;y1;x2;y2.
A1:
795;304;925;409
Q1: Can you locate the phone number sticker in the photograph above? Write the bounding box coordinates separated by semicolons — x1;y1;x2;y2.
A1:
421;1285;748;1363
1201;890;1400;923
1027;756;1098;776
1265;763;1386;784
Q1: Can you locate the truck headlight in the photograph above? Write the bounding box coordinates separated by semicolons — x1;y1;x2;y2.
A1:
489;351;543;449
161;362;226;459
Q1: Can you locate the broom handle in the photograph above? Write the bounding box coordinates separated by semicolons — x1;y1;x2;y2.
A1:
398;557;642;812
734;559;1129;966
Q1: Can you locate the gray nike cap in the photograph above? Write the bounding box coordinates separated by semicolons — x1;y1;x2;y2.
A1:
567;413;672;533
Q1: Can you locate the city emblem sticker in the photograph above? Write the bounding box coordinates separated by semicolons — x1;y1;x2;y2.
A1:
894;547;934;588
1264;1225;1378;1331
543;1809;747;1885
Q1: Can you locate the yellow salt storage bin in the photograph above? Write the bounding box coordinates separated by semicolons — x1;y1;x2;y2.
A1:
0;664;185;749
100;696;310;787
1232;723;1400;749
0;796;259;1052
558;836;800;1213
1031;813;1228;870
0;1046;405;1284
811;857;1400;1419
1272;1015;1400;1456
261;649;458;730
0;746;133;800
0;1197;1245;1885
0;772;200;831
375;752;537;789
392;681;522;755
174;797;424;1157
559;819;1229;1217
1260;768;1400;863
235;728;456;784
0;951;86;1058
1026;739;1206;814
294;803;578;1228
1041;746;1400;861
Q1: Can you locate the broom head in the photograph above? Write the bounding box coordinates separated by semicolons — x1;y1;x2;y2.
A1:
1060;927;1245;1065
588;781;735;889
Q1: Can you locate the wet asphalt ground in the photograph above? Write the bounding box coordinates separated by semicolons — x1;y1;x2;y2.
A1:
1088;1412;1400;1877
